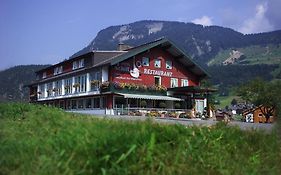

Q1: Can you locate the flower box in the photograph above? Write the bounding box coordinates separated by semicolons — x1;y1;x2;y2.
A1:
101;82;167;95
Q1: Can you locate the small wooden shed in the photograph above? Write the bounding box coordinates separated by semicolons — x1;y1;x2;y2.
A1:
242;105;275;123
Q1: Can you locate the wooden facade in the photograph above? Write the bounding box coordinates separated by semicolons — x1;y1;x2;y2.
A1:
110;47;200;87
243;106;276;123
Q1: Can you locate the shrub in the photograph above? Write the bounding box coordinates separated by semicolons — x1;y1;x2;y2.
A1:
147;110;160;117
101;81;110;89
174;103;181;109
159;102;166;108
168;112;176;118
139;84;147;91
140;100;147;108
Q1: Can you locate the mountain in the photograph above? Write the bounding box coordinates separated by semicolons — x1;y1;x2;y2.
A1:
72;20;281;65
0;65;49;102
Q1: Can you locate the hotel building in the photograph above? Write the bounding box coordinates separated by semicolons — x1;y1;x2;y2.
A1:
28;38;213;115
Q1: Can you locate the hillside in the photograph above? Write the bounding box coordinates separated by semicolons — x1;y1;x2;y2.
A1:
207;64;279;87
0;65;49;102
72;20;281;65
208;44;281;66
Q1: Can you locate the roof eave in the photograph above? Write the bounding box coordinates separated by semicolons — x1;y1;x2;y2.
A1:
110;39;168;66
165;38;210;78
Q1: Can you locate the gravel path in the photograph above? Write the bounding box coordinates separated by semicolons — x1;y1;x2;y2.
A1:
90;114;275;132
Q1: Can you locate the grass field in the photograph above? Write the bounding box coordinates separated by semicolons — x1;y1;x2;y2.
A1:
1;103;280;175
214;88;242;109
215;95;239;109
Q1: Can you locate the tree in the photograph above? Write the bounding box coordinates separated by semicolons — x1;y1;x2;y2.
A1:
237;78;281;122
231;98;238;106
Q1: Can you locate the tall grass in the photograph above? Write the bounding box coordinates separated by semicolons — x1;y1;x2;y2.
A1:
0;103;280;174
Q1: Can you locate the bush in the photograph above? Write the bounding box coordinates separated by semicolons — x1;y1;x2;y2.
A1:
174;103;181;109
140;100;147;108
159;102;166;108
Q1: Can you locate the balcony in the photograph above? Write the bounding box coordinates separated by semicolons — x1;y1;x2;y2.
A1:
100;82;167;96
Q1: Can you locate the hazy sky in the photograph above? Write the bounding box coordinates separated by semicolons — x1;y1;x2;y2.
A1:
1;0;281;70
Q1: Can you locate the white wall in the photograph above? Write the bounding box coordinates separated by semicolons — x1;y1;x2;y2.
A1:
102;66;109;82
67;109;106;115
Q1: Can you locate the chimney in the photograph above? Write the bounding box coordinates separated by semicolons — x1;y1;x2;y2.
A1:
117;43;132;51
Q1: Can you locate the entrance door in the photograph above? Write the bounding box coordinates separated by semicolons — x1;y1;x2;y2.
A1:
195;99;204;114
154;76;161;86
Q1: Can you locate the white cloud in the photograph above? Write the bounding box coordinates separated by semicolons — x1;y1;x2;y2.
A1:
265;0;281;29
192;16;213;26
239;3;274;34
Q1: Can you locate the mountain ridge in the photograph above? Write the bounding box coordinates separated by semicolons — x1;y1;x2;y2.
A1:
71;20;281;65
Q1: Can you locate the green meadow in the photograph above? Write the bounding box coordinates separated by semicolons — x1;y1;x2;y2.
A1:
0;103;280;175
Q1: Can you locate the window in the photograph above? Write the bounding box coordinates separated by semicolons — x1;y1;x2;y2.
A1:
73;61;78;70
66;100;71;109
59;101;64;109
73;59;84;70
93;98;100;108
101;96;106;108
64;78;73;94
181;79;189;87
54;66;63;75
78;99;84;109
79;59;84;68
38;84;45;99
142;57;149;66
74;74;87;93
90;71;101;91
54;80;62;96
171;78;178;88
154;59;161;68
42;72;47;79
166;60;172;69
71;100;77;109
86;99;92;108
154;76;161;86
47;82;53;97
80;75;86;92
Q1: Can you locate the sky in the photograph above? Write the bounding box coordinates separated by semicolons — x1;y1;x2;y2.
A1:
1;0;281;70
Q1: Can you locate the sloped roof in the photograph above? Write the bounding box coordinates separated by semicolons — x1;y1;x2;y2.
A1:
35;38;209;80
95;38;209;78
36;51;126;73
242;105;267;116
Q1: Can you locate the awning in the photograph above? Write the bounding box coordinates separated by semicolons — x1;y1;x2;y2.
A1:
116;93;183;101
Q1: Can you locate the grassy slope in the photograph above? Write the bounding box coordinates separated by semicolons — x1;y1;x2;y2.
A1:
208;44;281;66
215;95;239;109
215;89;242;109
0;103;280;175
